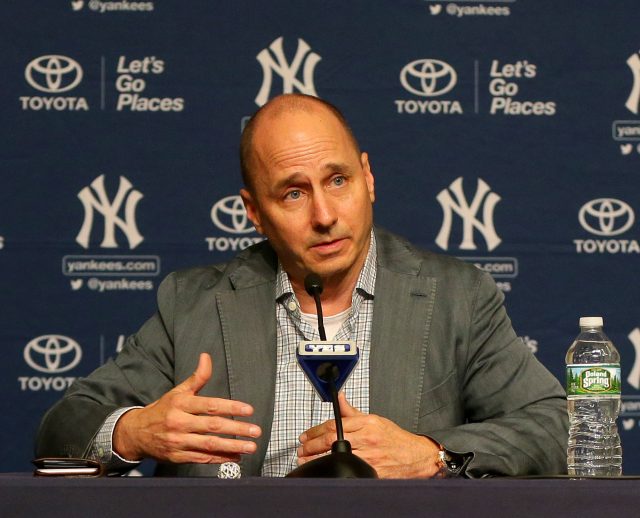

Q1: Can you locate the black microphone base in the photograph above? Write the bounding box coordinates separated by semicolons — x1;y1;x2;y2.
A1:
286;440;378;479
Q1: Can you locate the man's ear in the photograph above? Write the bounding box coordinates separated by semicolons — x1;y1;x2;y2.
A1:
360;152;375;203
240;188;264;234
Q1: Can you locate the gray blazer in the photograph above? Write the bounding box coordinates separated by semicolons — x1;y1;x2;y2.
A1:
36;228;568;477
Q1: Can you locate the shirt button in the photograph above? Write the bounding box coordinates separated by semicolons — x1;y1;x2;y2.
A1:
288;301;297;312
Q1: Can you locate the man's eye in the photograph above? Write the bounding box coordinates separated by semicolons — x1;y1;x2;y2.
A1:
333;176;346;186
286;190;302;200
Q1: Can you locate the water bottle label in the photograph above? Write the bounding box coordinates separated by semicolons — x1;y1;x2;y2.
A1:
566;364;621;397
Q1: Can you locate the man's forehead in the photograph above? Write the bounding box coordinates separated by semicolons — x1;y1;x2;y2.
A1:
270;162;352;188
240;94;362;192
253;105;352;157
255;100;337;136
259;94;328;118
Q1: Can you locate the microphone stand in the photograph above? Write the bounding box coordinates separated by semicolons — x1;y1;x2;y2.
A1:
286;275;378;478
286;362;377;478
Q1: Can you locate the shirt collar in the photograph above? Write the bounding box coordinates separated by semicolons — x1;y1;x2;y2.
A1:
275;229;377;301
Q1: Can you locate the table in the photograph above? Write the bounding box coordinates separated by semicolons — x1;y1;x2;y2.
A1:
1;474;638;517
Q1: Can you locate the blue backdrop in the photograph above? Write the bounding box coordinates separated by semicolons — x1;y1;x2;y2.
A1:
2;0;639;474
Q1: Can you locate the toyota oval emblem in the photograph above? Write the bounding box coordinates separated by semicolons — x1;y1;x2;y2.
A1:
578;198;635;237
400;59;457;97
24;335;82;374
210;195;255;234
25;55;83;94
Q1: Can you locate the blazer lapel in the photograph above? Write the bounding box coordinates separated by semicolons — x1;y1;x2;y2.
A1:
216;279;277;477
369;231;436;433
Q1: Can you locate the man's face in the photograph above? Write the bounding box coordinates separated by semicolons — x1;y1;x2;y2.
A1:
241;106;375;285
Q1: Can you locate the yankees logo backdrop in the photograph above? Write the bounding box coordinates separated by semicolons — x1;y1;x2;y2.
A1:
1;1;640;473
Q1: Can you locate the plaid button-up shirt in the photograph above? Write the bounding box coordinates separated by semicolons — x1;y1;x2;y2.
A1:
261;232;376;477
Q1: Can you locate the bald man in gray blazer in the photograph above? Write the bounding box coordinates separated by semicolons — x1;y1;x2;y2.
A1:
36;228;567;477
36;94;568;478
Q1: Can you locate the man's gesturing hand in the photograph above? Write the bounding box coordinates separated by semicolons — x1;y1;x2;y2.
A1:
113;353;261;464
297;393;441;478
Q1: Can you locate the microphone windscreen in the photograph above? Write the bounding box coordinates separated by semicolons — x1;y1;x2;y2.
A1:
304;273;323;296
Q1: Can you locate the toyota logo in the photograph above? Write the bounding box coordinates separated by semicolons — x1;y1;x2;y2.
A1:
579;198;635;236
211;195;255;234
400;59;457;97
24;335;82;374
25;55;83;94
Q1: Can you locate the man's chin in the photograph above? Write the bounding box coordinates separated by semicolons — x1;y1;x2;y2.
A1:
304;256;352;280
304;237;370;280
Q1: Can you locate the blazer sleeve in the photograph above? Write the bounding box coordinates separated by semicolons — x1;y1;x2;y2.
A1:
426;271;569;477
34;273;181;459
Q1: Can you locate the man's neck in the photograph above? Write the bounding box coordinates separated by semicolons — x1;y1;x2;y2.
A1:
293;270;359;316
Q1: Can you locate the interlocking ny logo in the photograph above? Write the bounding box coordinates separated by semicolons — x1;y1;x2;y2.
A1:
76;175;144;249
626;51;640;114
435;177;502;251
628;328;640;390
25;55;83;94
255;37;321;107
24;335;82;374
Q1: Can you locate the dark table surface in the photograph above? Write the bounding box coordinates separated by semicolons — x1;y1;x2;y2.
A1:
2;473;639;518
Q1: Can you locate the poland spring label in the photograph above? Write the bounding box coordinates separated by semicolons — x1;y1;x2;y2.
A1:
566;364;621;398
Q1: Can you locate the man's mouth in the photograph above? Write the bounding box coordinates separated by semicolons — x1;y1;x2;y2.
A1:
310;238;346;253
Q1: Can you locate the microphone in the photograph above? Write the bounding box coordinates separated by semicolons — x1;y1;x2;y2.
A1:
304;273;326;341
286;275;377;478
296;342;359;403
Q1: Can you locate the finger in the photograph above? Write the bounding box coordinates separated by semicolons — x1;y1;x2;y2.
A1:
300;420;334;443
297;430;337;457
338;392;362;418
185;414;261;439
177;452;242;465
301;415;368;442
181;432;258;456
298;395;364;443
174;353;212;395
183;395;254;418
163;449;242;465
298;430;377;466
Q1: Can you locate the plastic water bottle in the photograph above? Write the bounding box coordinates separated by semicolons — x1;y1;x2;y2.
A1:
566;316;622;476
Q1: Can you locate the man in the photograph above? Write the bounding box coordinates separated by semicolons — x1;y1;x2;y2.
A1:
36;94;568;478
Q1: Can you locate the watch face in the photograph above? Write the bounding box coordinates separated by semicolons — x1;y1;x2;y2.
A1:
445;453;460;469
436;445;470;477
442;449;468;475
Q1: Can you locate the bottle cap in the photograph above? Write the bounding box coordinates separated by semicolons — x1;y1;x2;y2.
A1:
579;316;603;328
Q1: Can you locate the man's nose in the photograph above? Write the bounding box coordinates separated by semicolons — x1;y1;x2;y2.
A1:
310;191;337;229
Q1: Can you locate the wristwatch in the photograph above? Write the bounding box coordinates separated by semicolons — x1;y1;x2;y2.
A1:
435;444;470;478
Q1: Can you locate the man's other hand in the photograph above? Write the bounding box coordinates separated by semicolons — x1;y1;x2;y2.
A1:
113;353;261;464
297;392;441;478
